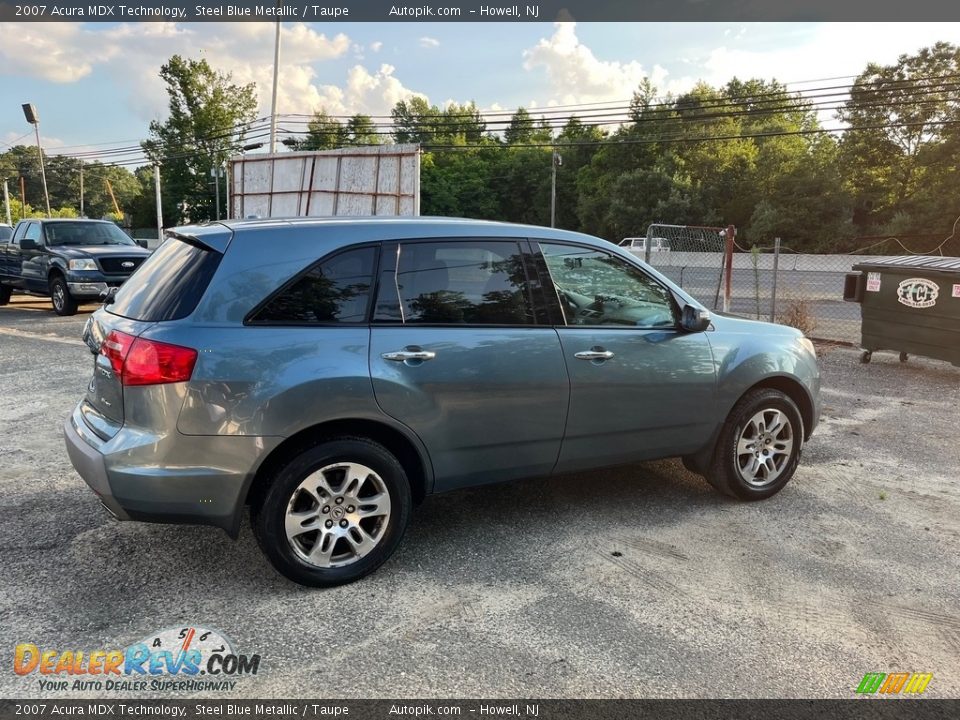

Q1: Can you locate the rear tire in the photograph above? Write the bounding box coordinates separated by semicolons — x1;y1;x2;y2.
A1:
0;285;11;306
705;389;804;501
253;437;412;587
50;276;78;316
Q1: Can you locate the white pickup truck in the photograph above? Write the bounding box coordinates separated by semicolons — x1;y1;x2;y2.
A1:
619;237;671;253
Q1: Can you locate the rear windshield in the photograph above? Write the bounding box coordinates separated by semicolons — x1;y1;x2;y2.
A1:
108;237;222;322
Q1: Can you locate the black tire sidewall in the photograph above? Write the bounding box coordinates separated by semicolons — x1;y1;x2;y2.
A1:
0;285;11;305
50;277;77;316
255;439;411;587
723;391;803;500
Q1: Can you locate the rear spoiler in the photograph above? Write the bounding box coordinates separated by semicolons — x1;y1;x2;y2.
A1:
164;222;233;254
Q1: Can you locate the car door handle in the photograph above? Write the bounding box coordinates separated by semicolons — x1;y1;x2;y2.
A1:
381;349;437;362
574;348;614;361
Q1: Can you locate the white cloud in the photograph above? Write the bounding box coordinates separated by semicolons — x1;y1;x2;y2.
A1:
0;22;350;121
2;130;63;149
419;37;440;49
692;23;959;89
370;41;383;53
523;22;667;104
312;64;427;117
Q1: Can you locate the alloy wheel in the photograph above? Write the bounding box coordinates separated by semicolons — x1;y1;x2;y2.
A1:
735;408;794;487
284;462;392;569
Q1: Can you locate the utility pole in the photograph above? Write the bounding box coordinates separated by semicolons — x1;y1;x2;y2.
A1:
212;166;221;221
2;180;11;226
79;164;84;217
269;8;282;153
154;164;163;245
550;148;561;228
223;162;230;220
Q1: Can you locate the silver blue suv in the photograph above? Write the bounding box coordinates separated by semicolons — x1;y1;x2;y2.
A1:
65;217;820;587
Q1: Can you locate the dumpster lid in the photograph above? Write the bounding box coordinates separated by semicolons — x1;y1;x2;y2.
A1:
853;255;960;275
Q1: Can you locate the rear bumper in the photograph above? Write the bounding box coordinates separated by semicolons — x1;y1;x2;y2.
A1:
63;407;130;521
63;403;279;538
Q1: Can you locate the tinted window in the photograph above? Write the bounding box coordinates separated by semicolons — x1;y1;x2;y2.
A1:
540;243;678;328
0;226;12;242
44;221;134;246
24;223;41;244
109;238;222;322
378;240;535;325
249;246;376;324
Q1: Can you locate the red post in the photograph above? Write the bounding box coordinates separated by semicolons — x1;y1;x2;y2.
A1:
724;225;735;313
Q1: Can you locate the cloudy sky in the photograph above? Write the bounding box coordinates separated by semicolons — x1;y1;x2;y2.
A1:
0;21;957;156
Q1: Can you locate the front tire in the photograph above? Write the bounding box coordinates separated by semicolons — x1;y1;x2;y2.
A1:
705;389;804;501
253;437;412;587
0;285;11;306
50;276;78;316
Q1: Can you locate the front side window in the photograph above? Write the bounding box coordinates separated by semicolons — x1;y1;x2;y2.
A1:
539;243;678;329
379;240;535;325
249;246;376;325
24;223;41;244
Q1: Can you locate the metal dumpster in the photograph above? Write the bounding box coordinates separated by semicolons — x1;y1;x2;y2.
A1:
843;256;960;365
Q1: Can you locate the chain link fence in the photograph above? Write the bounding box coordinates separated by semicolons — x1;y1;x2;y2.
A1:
631;226;882;344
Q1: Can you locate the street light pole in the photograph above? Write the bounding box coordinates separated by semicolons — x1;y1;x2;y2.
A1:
22;104;51;217
79;163;84;217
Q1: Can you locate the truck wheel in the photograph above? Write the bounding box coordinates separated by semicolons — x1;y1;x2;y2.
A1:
705;388;804;501
253;437;412;587
50;276;78;316
0;285;11;306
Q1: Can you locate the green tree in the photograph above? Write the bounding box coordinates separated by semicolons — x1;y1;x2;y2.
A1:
392;98;486;144
142;55;258;224
838;42;960;234
299;109;347;150
505;107;535;144
346;114;380;146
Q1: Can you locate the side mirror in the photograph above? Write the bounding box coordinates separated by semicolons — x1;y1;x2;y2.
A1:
681;304;711;332
135;239;148;249
99;286;119;306
20;238;37;250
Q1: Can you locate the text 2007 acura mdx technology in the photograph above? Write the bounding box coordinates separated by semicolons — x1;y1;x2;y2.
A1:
65;217;820;587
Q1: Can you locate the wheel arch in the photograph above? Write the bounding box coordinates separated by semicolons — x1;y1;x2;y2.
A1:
745;375;815;442
684;373;815;476
243;418;432;528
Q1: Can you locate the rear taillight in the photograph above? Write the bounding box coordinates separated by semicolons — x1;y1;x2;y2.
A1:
101;330;134;375
100;330;197;386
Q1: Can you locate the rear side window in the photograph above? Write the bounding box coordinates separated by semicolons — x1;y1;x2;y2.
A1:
248;246;377;325
376;240;536;325
109;238;222;322
0;226;12;242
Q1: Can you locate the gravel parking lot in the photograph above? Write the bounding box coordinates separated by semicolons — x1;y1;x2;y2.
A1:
1;295;958;699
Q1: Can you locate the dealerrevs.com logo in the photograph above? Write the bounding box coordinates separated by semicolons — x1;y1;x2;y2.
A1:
14;626;261;693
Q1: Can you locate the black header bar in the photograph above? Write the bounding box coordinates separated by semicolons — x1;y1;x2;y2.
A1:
1;0;959;22
0;700;958;719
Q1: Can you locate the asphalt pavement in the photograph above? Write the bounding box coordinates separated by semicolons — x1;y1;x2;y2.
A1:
1;295;958;699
